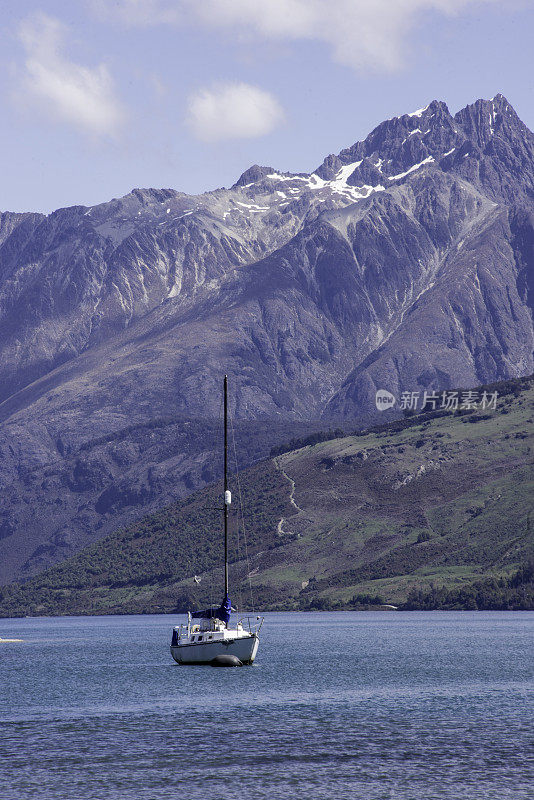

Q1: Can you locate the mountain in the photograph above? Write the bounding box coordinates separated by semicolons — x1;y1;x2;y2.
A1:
0;94;533;583
1;375;532;617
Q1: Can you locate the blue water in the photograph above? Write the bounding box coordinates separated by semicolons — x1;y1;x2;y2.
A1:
0;612;533;800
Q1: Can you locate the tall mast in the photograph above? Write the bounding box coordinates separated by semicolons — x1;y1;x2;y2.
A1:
223;374;229;597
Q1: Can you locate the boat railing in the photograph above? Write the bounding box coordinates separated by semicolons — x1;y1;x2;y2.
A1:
173;623;193;638
238;615;264;635
172;617;263;638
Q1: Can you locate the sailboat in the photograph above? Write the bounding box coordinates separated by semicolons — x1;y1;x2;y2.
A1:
170;375;263;665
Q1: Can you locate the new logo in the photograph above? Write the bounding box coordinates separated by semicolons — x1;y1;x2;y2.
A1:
375;389;396;411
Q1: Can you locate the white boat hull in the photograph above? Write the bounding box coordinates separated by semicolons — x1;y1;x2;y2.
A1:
170;633;259;665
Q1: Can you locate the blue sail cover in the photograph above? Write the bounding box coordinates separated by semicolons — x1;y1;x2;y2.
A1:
191;594;231;625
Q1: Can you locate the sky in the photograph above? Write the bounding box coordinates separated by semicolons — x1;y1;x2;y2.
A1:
1;0;533;213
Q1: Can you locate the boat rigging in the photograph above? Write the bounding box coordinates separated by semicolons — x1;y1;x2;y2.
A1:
170;375;263;666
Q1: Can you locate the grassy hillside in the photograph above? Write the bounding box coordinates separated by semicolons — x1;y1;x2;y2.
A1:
1;376;532;616
0;461;294;616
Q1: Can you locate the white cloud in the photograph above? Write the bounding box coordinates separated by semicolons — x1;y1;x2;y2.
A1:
93;0;503;72
17;12;125;138
190;0;502;72
186;82;285;142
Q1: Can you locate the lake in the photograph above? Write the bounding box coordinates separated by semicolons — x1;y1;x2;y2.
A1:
0;612;533;799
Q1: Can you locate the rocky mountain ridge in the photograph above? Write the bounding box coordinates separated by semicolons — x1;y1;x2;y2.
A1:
0;94;532;583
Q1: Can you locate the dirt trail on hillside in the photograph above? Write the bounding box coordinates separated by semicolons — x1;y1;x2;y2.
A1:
274;459;304;536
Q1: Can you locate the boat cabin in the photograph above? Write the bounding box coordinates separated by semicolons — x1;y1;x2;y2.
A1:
171;614;261;647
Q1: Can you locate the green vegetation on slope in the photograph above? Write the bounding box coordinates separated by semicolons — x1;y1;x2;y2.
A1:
400;561;534;610
0;461;294;616
0;376;532;616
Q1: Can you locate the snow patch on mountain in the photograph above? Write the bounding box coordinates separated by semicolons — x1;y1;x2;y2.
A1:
388;156;435;181
407;105;429;118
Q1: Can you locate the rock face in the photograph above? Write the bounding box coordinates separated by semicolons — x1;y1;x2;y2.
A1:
0;94;533;582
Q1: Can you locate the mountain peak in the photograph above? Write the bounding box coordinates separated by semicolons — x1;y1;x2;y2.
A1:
453;93;531;155
455;93;521;120
402;99;450;119
232;164;276;188
492;92;512;107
